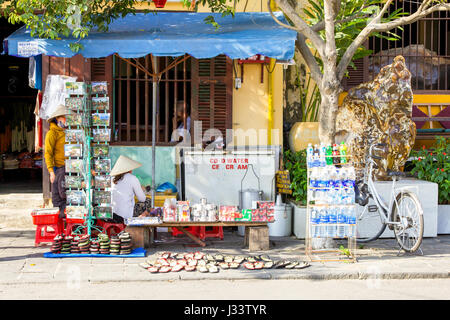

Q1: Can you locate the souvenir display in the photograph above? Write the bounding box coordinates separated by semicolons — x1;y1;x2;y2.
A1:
65;129;84;143
93;145;109;157
65;159;84;174
65;97;84;111
93;190;111;205
94;159;111;172
66;190;86;206
93;128;111;142
92;97;109;110
94;175;111;189
94;206;113;219
66;206;87;219
219;206;240;222
176;201;190;222
65;175;83;189
66;113;83;127
65;81;86;95
92;113;110;127
91;81;108;94
64;144;83;157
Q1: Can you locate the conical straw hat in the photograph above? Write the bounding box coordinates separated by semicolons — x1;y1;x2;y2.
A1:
47;104;69;122
110;155;142;176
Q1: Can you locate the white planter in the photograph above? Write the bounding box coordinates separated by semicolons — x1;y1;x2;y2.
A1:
291;201;307;239
438;205;450;234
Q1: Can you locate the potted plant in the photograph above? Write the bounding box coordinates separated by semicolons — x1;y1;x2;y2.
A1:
283;149;308;238
410;136;450;234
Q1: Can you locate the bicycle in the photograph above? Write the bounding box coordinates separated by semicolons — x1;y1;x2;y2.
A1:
354;143;424;253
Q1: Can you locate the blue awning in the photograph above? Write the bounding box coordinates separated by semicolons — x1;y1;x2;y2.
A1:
4;12;296;60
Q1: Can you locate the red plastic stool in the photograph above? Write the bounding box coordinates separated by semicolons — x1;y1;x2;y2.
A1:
171;226;201;237
31;210;64;246
96;220;126;237
65;218;87;236
34;220;64;246
198;226;224;240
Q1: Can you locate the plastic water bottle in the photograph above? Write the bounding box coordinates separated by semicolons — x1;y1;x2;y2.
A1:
329;166;338;189
313;144;320;167
348;166;356;188
306;143;314;167
347;206;356;237
319;208;328;238
337;206;347;238
310;207;320;238
327;206;337;238
319;143;327;167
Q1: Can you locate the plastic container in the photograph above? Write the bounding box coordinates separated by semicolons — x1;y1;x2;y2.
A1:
31;209;60;225
268;204;292;237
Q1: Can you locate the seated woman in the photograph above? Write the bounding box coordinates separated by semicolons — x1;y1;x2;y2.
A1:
110;155;147;223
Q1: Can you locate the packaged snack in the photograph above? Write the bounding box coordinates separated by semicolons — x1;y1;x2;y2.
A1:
65;159;84;174
66;206;87;219
66;113;83;127
94;159;111;172
94;206;113;219
66;190;86;205
93;190;111;205
65;175;83;189
91;81;108;94
92;97;109;111
93;145;109;157
219;206;238;222
93;129;111;142
65;129;84;143
176;201;190;222
65;97;84;111
64;144;82;157
94;175;111;189
65;82;86;95
92;113;110;127
236;209;252;222
163;198;177;222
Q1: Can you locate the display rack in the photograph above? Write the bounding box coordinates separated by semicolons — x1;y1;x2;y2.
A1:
305;154;357;263
64;82;111;237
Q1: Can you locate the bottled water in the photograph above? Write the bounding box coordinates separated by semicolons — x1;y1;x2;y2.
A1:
327;206;337;238
319;143;327;167
329;166;338;189
319;208;328;238
337;206;347;238
347;206;357;237
310;167;318;188
347;166;356;188
310;207;320;238
313;144;320;167
307;143;314;167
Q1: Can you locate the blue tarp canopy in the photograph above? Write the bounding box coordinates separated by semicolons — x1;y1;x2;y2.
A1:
4;12;296;60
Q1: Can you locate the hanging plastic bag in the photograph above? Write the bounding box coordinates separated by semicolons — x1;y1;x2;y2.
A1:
39;74;77;120
156;182;178;193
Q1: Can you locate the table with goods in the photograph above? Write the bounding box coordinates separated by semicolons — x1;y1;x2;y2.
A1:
305;141;357;262
124;197;276;251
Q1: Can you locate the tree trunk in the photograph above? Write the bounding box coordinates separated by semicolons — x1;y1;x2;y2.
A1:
318;83;341;145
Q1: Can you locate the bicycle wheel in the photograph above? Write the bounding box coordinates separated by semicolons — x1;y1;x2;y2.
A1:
356;204;387;243
391;192;424;252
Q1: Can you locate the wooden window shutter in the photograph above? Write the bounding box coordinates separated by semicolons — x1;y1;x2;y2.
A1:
342;57;368;91
191;55;232;143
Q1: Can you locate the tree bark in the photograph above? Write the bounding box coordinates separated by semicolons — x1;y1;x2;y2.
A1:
318;83;341;145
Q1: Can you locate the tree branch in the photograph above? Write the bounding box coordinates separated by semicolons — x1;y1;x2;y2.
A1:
267;0;301;32
274;0;326;60
296;33;323;86
337;1;450;81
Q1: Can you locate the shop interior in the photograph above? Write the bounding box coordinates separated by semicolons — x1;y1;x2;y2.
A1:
0;18;42;192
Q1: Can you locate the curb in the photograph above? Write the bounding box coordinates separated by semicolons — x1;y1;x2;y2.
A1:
0;270;448;285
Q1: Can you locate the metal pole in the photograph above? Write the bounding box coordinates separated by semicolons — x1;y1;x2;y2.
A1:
151;56;158;208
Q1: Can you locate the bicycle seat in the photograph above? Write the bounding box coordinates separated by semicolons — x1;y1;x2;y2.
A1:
387;170;406;177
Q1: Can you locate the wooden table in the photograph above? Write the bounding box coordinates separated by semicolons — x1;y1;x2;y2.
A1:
125;221;270;251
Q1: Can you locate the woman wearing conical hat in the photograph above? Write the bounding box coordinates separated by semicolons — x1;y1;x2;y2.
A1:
110;155;147;223
44;104;69;218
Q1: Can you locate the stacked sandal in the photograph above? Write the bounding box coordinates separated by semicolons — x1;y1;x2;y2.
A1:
98;234;110;255
70;236;81;254
110;235;121;255
78;235;90;254
51;235;63;254
61;235;73;254
119;232;132;255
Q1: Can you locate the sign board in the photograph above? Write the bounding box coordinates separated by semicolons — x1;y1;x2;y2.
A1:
276;170;292;194
18;42;39;57
184;149;277;207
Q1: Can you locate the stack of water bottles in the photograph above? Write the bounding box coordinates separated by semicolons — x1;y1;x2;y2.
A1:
306;142;357;239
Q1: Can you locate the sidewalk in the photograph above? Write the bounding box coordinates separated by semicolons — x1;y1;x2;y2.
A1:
0;227;449;284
